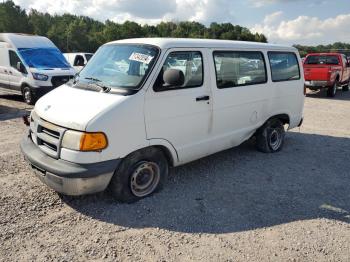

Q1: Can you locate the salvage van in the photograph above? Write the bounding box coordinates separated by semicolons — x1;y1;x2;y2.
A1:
0;33;75;104
21;38;305;202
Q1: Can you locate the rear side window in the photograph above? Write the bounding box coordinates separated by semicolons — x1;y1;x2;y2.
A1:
268;52;300;82
305;55;339;65
154;51;203;91
213;51;267;89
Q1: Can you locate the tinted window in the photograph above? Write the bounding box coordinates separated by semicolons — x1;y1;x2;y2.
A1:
305;55;339;65
268;52;300;82
9;50;21;68
85;54;93;61
213;51;267;88
74;55;85;66
154;51;203;91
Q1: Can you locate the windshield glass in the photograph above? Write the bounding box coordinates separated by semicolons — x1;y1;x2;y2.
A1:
18;48;71;69
305;55;339;65
78;44;159;90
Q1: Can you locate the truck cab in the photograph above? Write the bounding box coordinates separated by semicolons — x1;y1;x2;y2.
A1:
304;53;350;97
64;53;94;73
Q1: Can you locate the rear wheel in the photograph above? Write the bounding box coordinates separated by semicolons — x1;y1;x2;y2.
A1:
342;80;349;92
256;119;285;153
109;147;168;203
22;86;36;105
327;81;338;97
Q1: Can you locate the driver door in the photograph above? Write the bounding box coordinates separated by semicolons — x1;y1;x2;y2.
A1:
145;48;213;164
8;50;24;91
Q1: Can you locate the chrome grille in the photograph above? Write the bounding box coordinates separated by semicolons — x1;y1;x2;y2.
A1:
30;112;66;159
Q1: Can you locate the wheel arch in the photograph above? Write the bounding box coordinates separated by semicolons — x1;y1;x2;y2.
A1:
147;138;179;167
266;113;290;126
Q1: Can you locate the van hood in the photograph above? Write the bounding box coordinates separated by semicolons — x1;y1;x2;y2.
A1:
29;67;75;76
34;85;128;130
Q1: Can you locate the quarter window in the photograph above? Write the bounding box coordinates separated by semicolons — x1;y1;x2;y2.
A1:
154;51;203;91
268;52;300;82
213;51;267;88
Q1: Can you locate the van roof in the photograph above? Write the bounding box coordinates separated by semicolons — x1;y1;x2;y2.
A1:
107;38;296;51
0;33;56;49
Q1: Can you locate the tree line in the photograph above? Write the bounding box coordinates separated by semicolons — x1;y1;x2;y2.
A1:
0;0;267;53
294;43;350;57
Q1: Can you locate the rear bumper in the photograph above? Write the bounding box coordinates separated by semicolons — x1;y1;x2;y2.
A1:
20;135;121;196
305;80;330;89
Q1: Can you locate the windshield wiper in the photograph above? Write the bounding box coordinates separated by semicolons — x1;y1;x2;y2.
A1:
84;77;111;93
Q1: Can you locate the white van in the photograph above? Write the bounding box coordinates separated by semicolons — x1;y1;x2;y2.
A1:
21;38;304;202
0;33;75;104
63;52;93;72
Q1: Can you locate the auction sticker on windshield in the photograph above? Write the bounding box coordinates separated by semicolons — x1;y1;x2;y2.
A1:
129;52;153;64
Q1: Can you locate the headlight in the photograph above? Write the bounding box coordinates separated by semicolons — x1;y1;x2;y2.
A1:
32;73;49;81
62;130;108;151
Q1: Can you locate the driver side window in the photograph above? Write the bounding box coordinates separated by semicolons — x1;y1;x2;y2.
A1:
9;50;21;69
154;51;203;91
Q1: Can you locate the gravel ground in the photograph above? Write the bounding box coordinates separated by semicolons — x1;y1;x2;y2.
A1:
0;90;349;261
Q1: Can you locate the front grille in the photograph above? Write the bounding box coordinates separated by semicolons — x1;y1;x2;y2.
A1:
51;75;73;87
30;113;66;158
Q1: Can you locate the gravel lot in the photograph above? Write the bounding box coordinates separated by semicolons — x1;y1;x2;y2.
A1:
0;89;349;261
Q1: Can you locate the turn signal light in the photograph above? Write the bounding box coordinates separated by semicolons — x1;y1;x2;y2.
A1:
80;132;108;151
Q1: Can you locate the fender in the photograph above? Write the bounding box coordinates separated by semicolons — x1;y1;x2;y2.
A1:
147;138;179;166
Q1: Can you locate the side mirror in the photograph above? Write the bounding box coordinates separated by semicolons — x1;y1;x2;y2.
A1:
17;62;26;73
163;69;185;87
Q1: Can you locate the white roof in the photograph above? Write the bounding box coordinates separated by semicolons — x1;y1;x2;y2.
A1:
107;38;296;51
0;33;56;49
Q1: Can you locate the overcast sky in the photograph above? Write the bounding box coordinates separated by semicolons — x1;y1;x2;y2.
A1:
13;0;350;46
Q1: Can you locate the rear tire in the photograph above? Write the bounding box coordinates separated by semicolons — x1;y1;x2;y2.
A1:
327;81;338;97
109;147;168;203
256;119;285;153
342;81;349;92
22;86;36;105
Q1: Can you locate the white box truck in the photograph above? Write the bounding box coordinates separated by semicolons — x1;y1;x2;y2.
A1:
0;33;75;104
21;38;305;202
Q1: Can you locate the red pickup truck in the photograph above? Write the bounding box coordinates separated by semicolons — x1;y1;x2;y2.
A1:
303;53;350;97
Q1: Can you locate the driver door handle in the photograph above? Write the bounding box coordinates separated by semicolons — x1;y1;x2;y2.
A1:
196;95;210;102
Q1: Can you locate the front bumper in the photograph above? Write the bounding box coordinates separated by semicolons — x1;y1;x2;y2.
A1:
20;135;121;196
32;86;56;98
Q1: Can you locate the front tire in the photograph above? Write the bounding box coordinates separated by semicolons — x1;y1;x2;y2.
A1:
256;119;285;153
109;147;168;203
22;86;36;105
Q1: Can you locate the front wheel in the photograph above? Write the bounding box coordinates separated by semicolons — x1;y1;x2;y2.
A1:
109;147;168;203
256;119;285;153
22;86;36;105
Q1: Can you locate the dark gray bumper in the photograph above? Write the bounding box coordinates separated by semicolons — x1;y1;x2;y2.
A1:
20;135;121;195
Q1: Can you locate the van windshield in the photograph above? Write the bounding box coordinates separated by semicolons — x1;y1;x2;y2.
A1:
305;55;339;65
18;48;71;69
77;44;159;90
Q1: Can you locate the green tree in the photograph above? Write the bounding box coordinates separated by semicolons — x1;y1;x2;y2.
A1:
0;1;32;33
